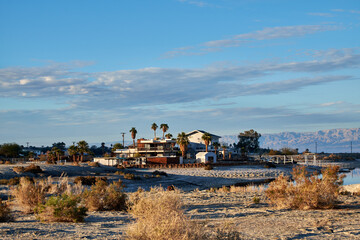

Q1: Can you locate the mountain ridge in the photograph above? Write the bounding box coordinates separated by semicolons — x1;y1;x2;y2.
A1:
221;128;360;153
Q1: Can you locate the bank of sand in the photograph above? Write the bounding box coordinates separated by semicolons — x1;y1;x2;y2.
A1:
0;163;359;239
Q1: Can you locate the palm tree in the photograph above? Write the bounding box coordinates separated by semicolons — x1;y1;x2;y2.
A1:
213;142;220;156
68;144;78;162
177;132;189;159
101;142;105;156
129;127;137;147
201;132;212;152
160;123;169;139
221;145;227;160
77;140;90;162
52;147;64;162
151;123;158;139
165;133;173;139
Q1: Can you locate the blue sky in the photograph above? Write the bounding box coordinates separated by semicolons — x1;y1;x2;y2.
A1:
1;0;359;146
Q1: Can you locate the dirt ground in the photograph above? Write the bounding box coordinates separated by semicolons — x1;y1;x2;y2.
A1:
0;163;359;239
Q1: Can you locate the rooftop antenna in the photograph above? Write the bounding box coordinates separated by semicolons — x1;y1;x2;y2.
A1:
121;132;126;147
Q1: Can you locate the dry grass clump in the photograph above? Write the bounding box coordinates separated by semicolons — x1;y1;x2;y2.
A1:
126;187;206;240
83;179;127;211
13;166;25;174
13;164;43;174
35;193;87;223
266;166;344;210
204;164;213;170
88;162;100;167
11;177;49;213
0;199;13;222
24;164;43;173
124;173;140;180
74;176;107;185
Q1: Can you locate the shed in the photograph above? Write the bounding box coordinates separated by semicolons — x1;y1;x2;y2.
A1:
196;152;217;163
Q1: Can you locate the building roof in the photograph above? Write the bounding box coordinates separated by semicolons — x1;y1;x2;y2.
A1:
185;130;221;138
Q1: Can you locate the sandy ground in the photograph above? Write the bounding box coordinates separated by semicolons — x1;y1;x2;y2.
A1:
0;163;359;239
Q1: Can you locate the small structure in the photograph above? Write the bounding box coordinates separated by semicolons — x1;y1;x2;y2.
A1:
94;157;120;166
196;152;217;164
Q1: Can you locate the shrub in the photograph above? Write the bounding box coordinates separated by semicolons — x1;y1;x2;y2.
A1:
24;164;43;173
88;162;100;167
13;166;25;174
253;196;260;204
5;161;11;165
35;194;87;222
83;179;127;211
204;165;213;170
0;199;13;222
74;176;107;185
152;170;167;177
126;188;205;240
265;166;344;210
11;177;48;213
124;173;139;180
167;185;175;191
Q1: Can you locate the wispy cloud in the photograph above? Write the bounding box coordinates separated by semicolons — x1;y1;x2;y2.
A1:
1;48;358;111
163;24;340;58
177;0;209;7
308;12;334;17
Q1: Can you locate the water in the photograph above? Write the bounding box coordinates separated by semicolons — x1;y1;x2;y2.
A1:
343;168;360;185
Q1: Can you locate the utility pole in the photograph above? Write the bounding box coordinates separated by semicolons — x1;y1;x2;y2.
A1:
26;142;29;148
351;141;352;154
315;142;317;154
121;132;125;147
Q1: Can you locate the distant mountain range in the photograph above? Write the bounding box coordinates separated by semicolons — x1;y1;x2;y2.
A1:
221;128;360;153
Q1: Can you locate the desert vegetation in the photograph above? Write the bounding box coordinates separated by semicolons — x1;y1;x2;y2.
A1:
83;179;127;211
266;165;344;209
35;193;87;223
126;187;206;240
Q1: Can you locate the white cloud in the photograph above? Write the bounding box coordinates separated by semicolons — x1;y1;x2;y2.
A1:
164;24;340;58
0;48;359;111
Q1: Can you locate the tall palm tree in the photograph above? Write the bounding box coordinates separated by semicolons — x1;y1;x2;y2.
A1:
165;133;173;139
201;132;212;152
77;140;90;162
151;123;158;139
213;142;220;156
101;142;105;156
68;144;78;162
160;123;169;139
129;127;137;147
177;132;189;159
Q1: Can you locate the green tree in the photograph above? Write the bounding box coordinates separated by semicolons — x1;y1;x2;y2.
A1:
151;123;158;139
237;129;261;155
165;133;173;139
280;147;298;155
160;124;169;139
77;140;90;162
52;142;66;151
0;143;22;158
112;143;124;152
176;132;189;159
129;127;137;147
201;132;212;152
